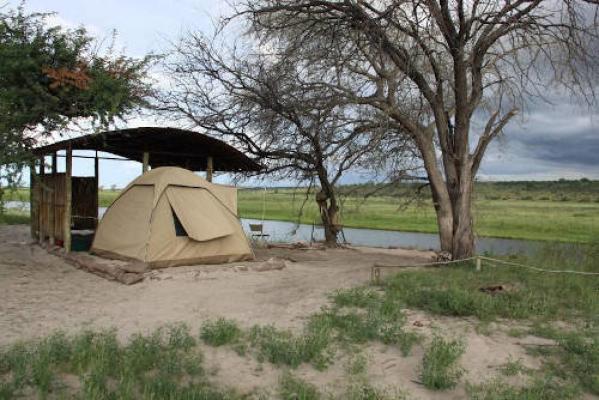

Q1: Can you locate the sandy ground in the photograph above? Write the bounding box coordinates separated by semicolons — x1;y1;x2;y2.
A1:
1;225;590;399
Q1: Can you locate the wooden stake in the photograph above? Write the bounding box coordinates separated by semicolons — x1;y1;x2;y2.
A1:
64;147;72;253
476;257;482;271
206;156;214;182
142;151;149;174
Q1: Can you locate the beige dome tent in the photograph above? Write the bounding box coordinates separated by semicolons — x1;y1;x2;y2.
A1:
91;167;253;268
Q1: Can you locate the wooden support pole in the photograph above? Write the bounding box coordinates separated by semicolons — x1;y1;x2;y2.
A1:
29;160;37;239
476;257;482;272
64;147;72;253
142;152;149;174
94;151;99;228
206;156;214;182
48;153;57;245
38;156;45;244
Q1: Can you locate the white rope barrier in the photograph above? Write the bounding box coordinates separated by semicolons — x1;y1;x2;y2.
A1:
478;256;599;276
370;254;599;284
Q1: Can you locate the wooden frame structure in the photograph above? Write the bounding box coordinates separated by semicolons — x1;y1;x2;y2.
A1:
31;127;262;252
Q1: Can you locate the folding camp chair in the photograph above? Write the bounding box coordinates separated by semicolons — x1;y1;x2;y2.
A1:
249;223;269;238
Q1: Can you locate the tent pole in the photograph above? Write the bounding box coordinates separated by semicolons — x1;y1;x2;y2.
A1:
142;152;149;174
64;146;72;253
206;156;214;182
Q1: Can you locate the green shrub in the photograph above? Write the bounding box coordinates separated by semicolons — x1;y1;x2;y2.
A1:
200;318;241;347
420;336;465;390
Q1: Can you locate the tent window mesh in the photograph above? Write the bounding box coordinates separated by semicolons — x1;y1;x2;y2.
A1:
171;207;188;237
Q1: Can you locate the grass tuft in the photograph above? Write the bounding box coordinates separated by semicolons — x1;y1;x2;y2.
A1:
200;318;242;347
420;336;465;390
0;324;232;400
279;373;321;400
248;324;332;369
468;377;581;400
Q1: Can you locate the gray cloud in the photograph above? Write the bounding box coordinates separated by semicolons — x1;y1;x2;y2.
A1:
478;100;599;180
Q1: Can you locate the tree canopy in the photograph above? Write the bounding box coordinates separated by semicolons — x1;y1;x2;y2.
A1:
0;4;153;191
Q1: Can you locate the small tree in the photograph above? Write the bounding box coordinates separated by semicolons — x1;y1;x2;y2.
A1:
0;5;153;200
159;32;406;245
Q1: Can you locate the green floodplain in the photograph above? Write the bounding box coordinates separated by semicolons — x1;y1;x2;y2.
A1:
2;180;598;244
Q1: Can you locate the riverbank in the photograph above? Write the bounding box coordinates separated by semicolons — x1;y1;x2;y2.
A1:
4;187;599;243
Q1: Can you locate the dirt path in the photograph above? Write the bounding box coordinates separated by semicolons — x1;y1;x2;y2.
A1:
0;224;432;345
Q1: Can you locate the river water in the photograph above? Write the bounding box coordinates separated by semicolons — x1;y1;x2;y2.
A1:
5;201;558;256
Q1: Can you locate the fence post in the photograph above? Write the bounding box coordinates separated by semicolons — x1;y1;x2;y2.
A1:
476;256;482;271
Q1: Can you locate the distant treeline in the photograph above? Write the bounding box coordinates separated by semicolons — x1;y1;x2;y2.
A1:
240;178;599;203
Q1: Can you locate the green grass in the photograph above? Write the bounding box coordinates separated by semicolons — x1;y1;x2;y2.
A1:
498;357;528;377
279;373;322;400
467;377;582;400
200;318;242;347
381;244;599;323
248;323;333;369
4;182;599;242
371;244;599;396
0;210;29;225
420;336;465;390
0;324;239;400
237;189;599;243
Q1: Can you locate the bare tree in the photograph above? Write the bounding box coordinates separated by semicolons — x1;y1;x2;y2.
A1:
159;32;408;245
236;0;599;258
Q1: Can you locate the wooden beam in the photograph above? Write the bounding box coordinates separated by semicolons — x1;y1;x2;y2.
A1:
206;156;214;182
142;151;149;174
64;146;72;253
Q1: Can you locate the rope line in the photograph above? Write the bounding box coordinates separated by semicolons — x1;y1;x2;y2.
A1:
370;255;599;284
478;256;599;276
373;257;477;269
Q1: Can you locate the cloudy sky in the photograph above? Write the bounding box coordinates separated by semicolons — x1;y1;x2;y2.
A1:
12;0;599;187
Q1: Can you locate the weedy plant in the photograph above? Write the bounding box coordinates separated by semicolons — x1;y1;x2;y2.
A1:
279;373;322;400
0;324;235;400
420;336;465;390
498;357;528;377
200;318;242;347
467;377;582;400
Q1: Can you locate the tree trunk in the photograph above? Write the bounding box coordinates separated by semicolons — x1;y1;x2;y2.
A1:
449;172;475;260
424;145;476;259
316;190;341;247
